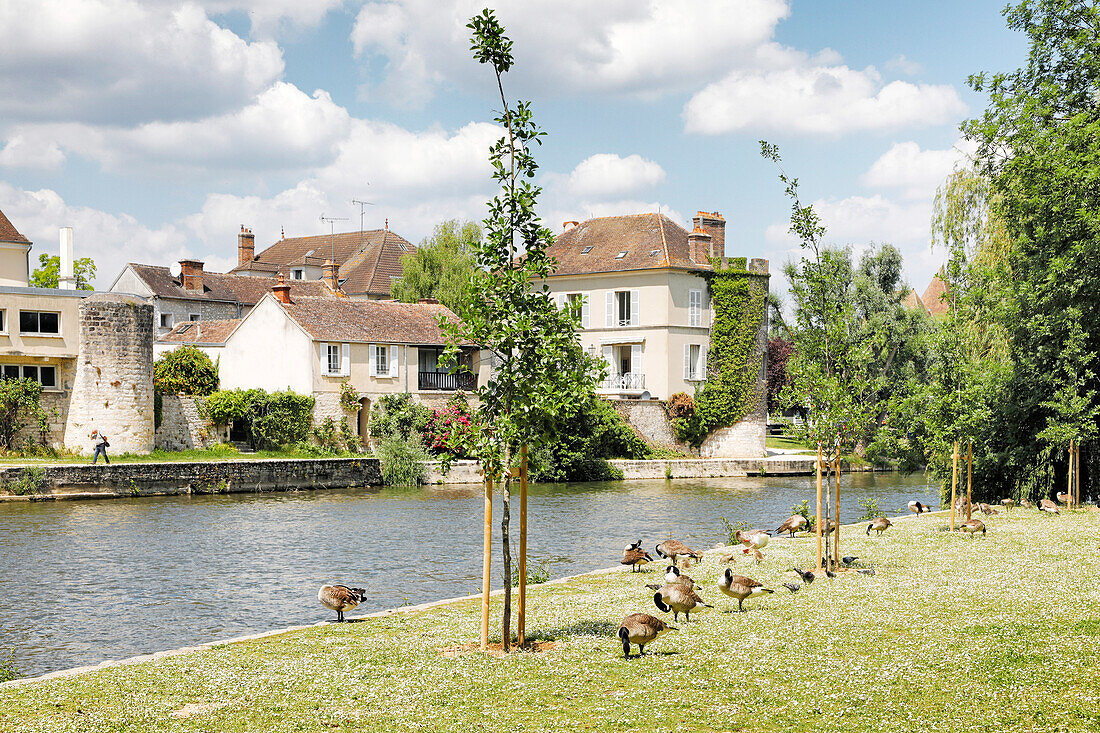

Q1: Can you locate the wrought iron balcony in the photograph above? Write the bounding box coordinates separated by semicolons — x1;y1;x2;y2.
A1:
600;372;646;391
418;370;477;391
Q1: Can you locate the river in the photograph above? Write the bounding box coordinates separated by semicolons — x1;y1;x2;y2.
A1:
0;472;938;678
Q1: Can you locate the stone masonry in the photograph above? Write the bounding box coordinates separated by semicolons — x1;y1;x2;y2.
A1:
63;294;155;455
155;395;217;451
612;399;696;454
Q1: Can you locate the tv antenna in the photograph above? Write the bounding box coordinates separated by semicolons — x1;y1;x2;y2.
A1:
352;197;374;251
319;214;349;263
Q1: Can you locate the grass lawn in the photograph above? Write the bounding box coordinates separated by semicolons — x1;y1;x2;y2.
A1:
765;435;813;451
3;509;1100;731
0;446;367;467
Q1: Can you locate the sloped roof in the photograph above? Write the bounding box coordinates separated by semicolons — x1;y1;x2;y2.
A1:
921;268;951;317
0;207;30;245
546;213;709;276
128;264;336;304
902;288;930;316
232;228;416;297
159;319;241;345
276;295;459;345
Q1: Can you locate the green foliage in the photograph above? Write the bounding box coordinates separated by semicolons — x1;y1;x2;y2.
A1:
391;220;483;317
690;262;768;444
312;416;360;454
153;346;219;396
249;390;314;450
509;557;551;588
528;397;648;482
201;389;255;427
339;382;361;413
0;648;18;683
5;465;46;496
719;515;750;545
370;393;431;442
790;499;816;530
30;252;96;290
857;497;885;521
377;434;428;486
0;377;49;450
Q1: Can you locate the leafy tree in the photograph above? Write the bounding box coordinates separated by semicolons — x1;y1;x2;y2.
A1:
529;397;651;482
766;337;794;414
0;378;50;450
248;390;314;449
369;394;432;442
441;10;604;651
153;346;219;396
391;220;483;317
30;253;96;290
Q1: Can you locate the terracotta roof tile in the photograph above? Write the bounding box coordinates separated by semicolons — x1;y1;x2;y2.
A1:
159;319;241;344
546;213;709;276
0;207;30;244
129;264;336;304
921;268;951;317
902;288;929;316
278;296;460;345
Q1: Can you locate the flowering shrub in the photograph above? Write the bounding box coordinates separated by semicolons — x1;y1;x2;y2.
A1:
423;404;474;458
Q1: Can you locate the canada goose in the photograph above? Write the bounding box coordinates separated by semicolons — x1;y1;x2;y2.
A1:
735;529;770;558
782;582;801;593
655;539;702;568
617;613;676;658
1020;499;1033;509
978;503;999;515
621;543;654;572
664;565;702;589
318;584;366;622
1039;498;1060;514
841;556;858;566
908;500;932;515
959;519;986;537
1056;492;1070;504
866;517;892;536
775;515;807;538
792;567;815;584
718;568;775;612
1001;499;1015;510
653;583;711;621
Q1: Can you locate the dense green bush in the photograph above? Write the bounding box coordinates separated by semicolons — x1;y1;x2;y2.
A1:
312;416;360;454
250;390;314;449
153;346;219;396
377;434;429;485
529;397;649;482
0;377;49;451
370;393;431;441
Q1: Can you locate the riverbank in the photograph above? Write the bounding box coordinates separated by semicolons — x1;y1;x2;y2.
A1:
3;508;1097;731
0;454;879;501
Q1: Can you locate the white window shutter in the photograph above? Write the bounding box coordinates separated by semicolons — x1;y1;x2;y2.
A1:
601;345;613;372
630;343;641;377
320;342;328;372
700;346;707;380
341;343;351;376
581;296;590;328
367;344;376;376
388;345;398;378
605;292;614;327
683;344;691;380
557;293;565;309
630;290;640;326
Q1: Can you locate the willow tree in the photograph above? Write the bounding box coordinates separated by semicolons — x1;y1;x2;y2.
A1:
442;9;603;651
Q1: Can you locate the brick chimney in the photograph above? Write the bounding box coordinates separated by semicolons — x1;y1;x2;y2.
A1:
321;259;343;295
692;211;725;258
238;225;255;266
272;273;291;304
687;226;712;264
179;259;204;291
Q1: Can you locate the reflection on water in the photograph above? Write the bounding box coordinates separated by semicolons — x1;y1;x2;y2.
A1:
0;473;937;677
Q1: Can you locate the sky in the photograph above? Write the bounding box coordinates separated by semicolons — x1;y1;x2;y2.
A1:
0;0;1028;292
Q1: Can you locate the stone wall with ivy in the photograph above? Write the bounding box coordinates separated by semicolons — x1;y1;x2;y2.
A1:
155;395;218;451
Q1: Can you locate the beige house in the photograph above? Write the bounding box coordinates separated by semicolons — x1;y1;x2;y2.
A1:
544;211;730;400
158;280;483;443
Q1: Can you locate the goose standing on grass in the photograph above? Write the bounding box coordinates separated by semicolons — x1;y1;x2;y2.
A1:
617;613;676;658
960;519;987;537
979;503;1000;515
655;539;702;569
1057;492;1070;504
775;515;807;538
1039;498;1060;514
1020;499;1033;509
664;565;702;590
653;583;711;622
908;501;932;515
318;584;366;623
718;569;775;612
1001;499;1016;511
866;517;892;536
621;542;654;573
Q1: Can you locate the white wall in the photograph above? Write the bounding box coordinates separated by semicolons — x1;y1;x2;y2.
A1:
219;297;313;393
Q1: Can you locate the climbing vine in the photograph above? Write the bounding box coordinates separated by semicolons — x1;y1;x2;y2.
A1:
680;258;768;445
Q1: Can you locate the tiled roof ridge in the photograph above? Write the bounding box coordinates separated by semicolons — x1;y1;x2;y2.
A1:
655;212;670;267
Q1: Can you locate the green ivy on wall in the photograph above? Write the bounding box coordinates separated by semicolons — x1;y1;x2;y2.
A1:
685;258;768;445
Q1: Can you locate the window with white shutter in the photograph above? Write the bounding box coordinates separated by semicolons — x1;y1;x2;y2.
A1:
683;344;691;380
372;344;388;376
341;343;351;376
388;345;398;378
630;290;640;326
605;292;614;327
689;289;702;327
322;343;341;376
581;295;590;328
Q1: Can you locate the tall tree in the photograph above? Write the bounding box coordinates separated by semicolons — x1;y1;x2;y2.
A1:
391;220;482;316
30;253;96;290
442;9;603;651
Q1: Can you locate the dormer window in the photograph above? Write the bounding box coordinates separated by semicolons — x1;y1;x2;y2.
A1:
581;246;593;254
649;249;659;257
291;268;304;280
615;251;627;259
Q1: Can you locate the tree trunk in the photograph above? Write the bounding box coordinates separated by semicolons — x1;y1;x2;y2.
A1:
501;471;512;653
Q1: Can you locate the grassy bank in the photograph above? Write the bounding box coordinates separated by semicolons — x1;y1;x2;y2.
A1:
0;445;366;467
3;509;1100;731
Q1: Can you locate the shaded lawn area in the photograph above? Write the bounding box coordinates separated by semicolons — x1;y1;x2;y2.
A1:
765;435;813;451
3;510;1100;731
0;446;366;467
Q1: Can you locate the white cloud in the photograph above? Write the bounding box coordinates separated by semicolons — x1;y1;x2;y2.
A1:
684;64;966;135
860;140;976;199
351;0;789;106
0;135;65;170
0;0;283;125
562;154;666;199
185;0;346;37
884;54;923;76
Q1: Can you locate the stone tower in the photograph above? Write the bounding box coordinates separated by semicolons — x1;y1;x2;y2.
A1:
64;294;155;455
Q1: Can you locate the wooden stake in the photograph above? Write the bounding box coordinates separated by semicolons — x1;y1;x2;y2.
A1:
816;443;823;571
950;441;958;531
966;442;973;522
1068;440;1075;510
1076;442;1081;508
517;444;528;647
480;475;492;651
833;455;841;572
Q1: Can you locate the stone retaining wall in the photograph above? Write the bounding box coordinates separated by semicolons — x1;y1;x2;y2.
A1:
155;395;217;452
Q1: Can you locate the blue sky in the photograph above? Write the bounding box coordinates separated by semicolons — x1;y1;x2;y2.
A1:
0;1;1025;292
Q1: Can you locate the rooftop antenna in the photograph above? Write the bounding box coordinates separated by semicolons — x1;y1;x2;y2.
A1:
352;197;374;251
319;213;349;263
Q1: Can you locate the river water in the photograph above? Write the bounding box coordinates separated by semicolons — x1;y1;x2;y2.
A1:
0;473;937;677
